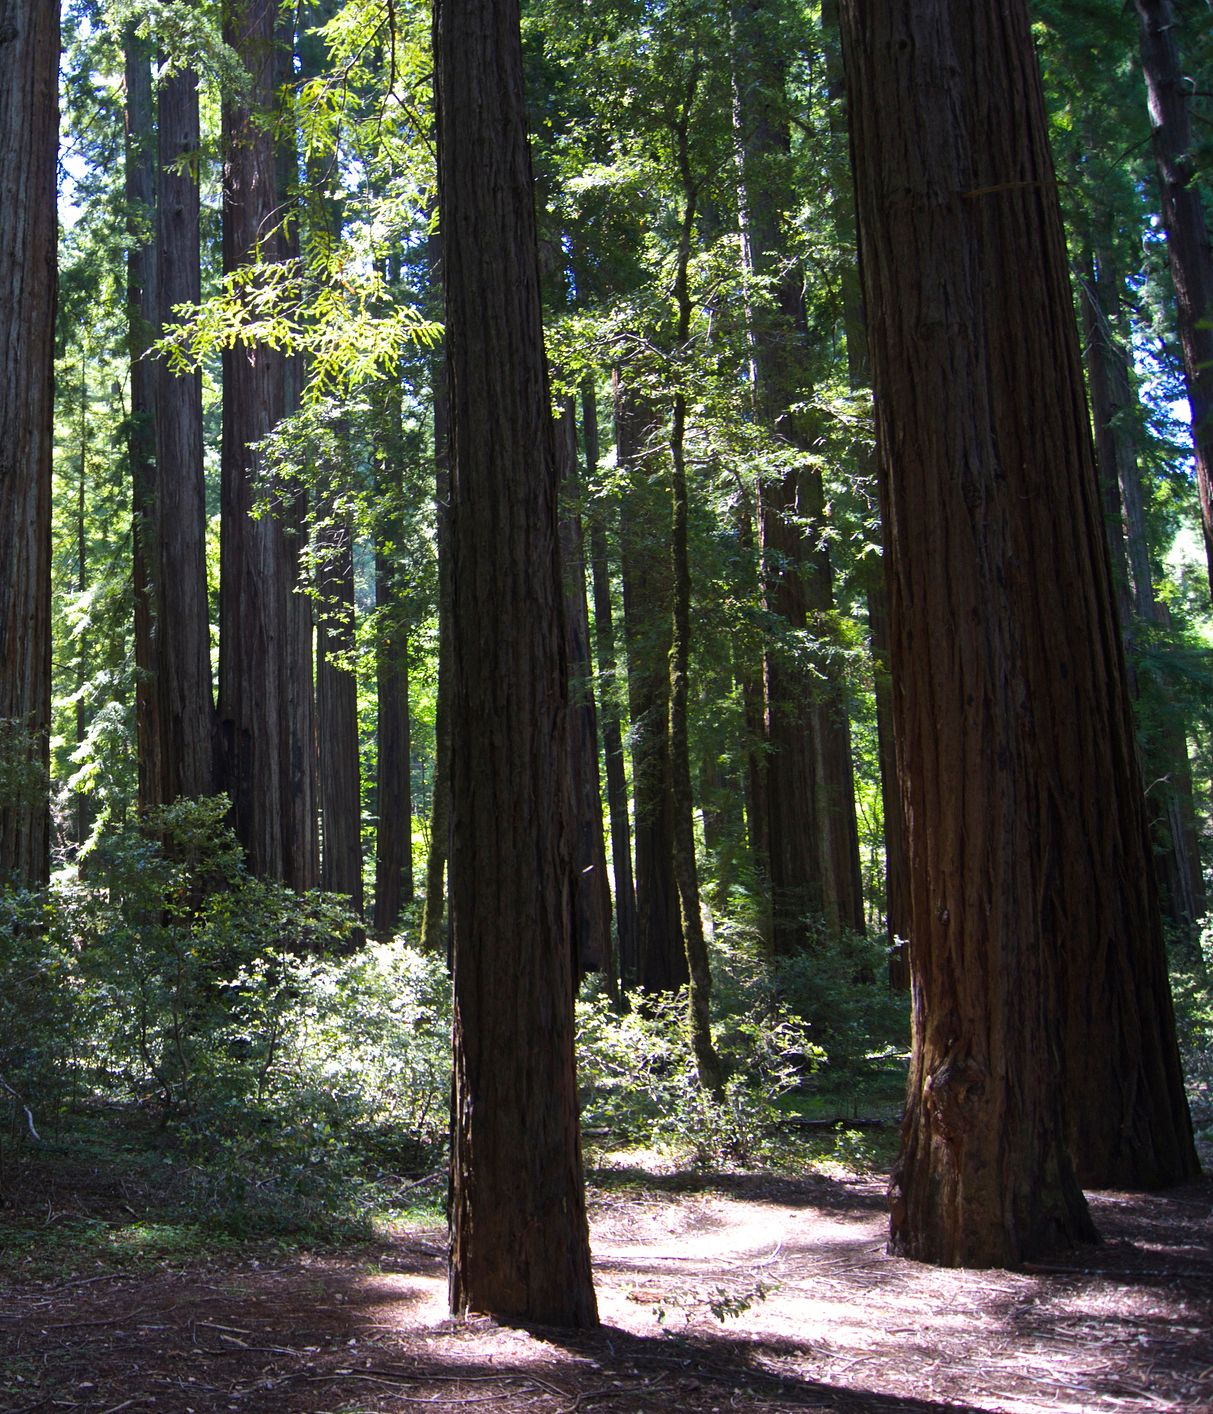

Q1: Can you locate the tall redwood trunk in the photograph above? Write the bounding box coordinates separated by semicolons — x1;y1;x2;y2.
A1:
219;0;318;889
843;0;1195;1266
615;373;688;994
435;0;597;1326
0;2;57;887
1134;0;1213;602
151;64;217;805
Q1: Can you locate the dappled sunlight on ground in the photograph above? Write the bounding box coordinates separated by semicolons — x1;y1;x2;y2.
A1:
2;1160;1210;1412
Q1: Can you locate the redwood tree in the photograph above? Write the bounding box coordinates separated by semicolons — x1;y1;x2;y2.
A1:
148;62;217;805
0;2;57;887
434;0;597;1326
841;0;1195;1266
219;0;318;889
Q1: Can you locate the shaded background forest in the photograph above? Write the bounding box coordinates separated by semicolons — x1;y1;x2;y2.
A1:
3;0;1212;1246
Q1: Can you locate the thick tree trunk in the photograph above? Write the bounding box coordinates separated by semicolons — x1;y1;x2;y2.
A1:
317;510;363;913
151;65;217;805
434;0;597;1327
843;0;1195;1264
583;382;638;990
219;0;318;890
0;2;57;887
557;404;614;983
1134;0;1213;602
615;373;688;994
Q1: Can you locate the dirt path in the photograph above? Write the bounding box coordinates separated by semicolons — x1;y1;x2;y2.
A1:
2;1169;1211;1413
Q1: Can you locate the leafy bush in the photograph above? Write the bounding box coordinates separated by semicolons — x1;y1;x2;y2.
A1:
577;982;821;1165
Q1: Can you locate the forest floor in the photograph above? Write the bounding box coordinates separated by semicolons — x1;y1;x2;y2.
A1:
1;1145;1211;1414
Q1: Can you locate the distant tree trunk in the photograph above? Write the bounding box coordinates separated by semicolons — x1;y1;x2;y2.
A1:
866;567;910;987
842;0;1197;1263
1134;0;1213;602
1079;245;1206;941
435;0;597;1326
557;404;614;983
821;0;908;968
0;2;57;887
74;363;92;849
665;125;722;1094
125;30;160;819
732;1;863;947
420;304;451;954
151;64;217;806
583;382;638;990
374;408;414;936
219;0;318;889
615;372;688;994
317;507;363;914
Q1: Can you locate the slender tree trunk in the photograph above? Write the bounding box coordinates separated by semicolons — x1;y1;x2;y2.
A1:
1134;0;1213;602
420;287;451;954
583;382;639;991
74;364;91;849
317;507;363;913
152;64;217;805
557;404;615;983
615;372;688;994
373;385;414;936
219;0;318;889
0;2;57;887
434;0;597;1327
842;0;1196;1264
666;128;721;1094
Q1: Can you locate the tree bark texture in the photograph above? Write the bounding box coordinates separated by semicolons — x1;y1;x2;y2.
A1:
317;511;363;913
220;0;318;890
1134;0;1213;603
0;0;57;887
150;65;217;805
842;0;1196;1264
615;372;688;994
584;382;639;990
557;404;614;982
434;0;597;1327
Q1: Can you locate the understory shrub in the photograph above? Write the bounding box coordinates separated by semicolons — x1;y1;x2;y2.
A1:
576;981;822;1165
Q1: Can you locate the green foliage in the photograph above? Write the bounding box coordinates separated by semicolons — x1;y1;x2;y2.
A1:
1;800;452;1233
770;929;909;1081
576;980;822;1166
